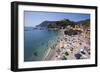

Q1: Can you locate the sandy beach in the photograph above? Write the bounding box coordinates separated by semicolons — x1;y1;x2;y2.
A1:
44;27;90;61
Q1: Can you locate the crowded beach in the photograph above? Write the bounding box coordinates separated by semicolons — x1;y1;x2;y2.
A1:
44;24;90;61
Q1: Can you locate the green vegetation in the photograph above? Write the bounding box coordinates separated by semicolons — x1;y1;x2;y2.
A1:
47;23;57;28
47;19;90;29
56;19;71;28
47;19;74;29
83;19;90;27
79;19;90;27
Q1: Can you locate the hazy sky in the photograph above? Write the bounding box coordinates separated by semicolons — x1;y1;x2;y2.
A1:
24;11;90;27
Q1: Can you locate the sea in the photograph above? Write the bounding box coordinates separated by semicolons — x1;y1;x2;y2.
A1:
24;27;59;62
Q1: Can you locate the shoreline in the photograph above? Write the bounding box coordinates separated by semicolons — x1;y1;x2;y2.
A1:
42;28;90;60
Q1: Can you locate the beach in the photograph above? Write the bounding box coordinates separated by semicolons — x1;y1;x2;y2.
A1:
24;11;90;62
24;26;90;61
43;27;90;60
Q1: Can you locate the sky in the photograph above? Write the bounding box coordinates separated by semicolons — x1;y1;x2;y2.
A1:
24;11;90;27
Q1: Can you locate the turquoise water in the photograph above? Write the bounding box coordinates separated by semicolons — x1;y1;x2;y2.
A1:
24;28;58;62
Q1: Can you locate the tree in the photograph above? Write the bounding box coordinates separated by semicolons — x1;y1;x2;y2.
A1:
56;19;72;29
47;19;75;29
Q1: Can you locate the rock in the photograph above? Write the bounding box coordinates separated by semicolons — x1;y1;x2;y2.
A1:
34;52;38;56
